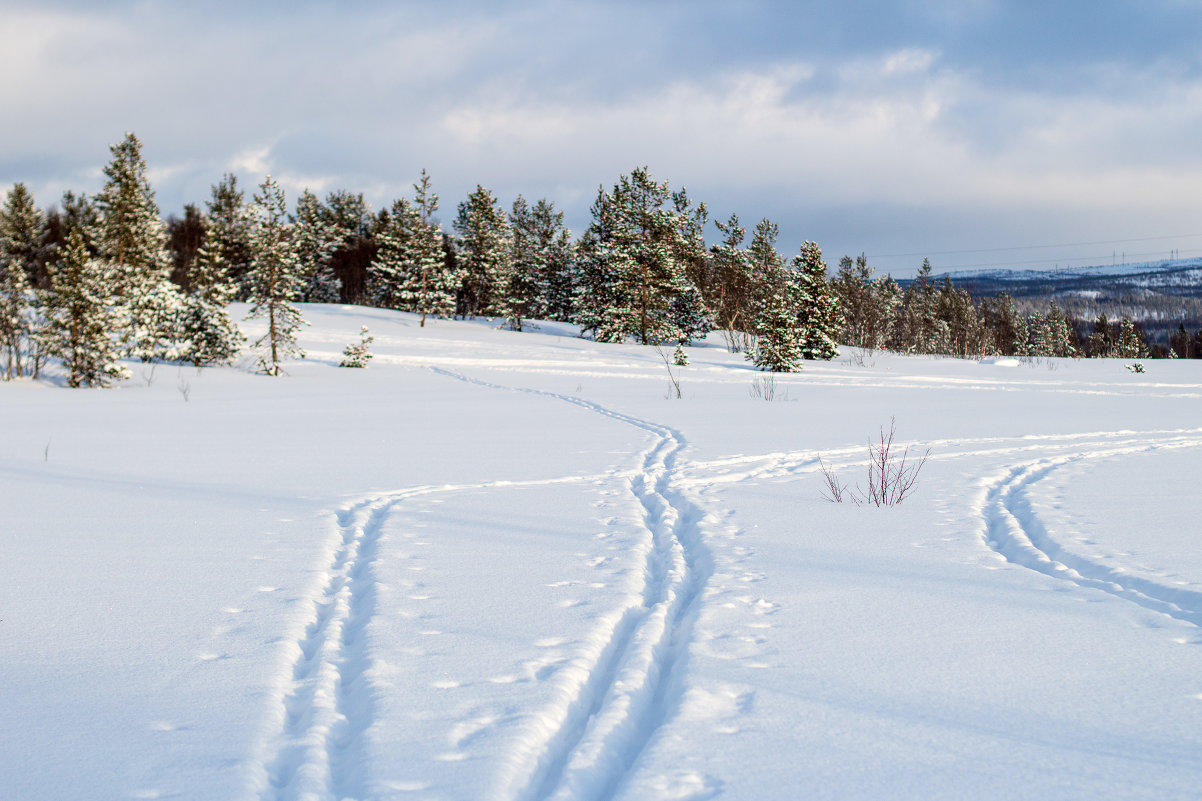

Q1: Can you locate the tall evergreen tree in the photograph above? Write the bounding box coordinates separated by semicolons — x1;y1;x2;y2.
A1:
531;199;576;322
369;171;456;324
0;258;32;379
454;185;512;320
205;173;253;300
39;229;127;387
245;176;305;376
831;254;899;351
793;241;841;360
575;167;707;345
177;232;243;367
321;190;372;303
94;132;180;361
0;183;47;377
750;265;803;372
293;189;339;303
981;291;1027;356
708;213;752;349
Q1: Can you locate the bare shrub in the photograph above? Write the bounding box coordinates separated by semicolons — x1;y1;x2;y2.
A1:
656;346;683;399
749;373;776;400
820;419;930;507
818;456;849;503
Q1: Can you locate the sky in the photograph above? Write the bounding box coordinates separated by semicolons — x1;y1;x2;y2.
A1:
3;0;1202;276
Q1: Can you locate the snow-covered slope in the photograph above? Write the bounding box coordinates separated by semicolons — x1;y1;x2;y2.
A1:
3;305;1201;801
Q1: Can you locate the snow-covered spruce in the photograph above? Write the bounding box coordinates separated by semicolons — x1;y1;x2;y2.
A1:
339;326;374;368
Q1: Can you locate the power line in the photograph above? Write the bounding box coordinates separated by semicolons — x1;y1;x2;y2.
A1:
870;233;1202;260
932;247;1202;272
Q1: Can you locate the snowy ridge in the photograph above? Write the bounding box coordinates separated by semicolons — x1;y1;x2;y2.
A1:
980;434;1202;628
429;368;714;801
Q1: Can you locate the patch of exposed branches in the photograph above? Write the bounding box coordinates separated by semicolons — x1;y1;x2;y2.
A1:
820;418;930;507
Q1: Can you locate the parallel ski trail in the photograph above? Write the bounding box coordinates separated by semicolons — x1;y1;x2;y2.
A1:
257;495;395;801
979;434;1202;628
431;368;713;801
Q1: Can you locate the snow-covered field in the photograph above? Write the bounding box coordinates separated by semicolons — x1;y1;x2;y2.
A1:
3;304;1201;801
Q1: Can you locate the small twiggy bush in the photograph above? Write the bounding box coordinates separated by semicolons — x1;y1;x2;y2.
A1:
820;418;930;507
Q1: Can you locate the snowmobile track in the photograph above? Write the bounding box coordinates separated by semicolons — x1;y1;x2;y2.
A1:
432;368;714;801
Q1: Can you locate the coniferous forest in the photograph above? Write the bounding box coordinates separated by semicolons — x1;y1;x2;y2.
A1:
2;133;1198;387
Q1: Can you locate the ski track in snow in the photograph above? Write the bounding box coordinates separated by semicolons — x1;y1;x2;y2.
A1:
978;433;1202;629
256;494;396;801
250;373;1202;801
430;367;714;801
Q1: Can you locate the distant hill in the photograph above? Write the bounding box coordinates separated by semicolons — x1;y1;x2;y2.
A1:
927;258;1202;344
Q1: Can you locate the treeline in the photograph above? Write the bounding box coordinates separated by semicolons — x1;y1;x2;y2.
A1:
3;133;1200;387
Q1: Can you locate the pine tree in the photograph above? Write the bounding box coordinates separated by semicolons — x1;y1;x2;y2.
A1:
574;167;707;345
981;291;1027;356
708;213;752;349
205;174;253;300
507;195;558;330
339;326;374;368
39;229;127;387
320;190;371;303
455;185;512;320
751;278;803;372
294;189;339;303
177;235;243;367
377;170;454;326
1087;314;1112;357
892;258;946;354
0;258;32;379
245;176;305;376
0;183;47;377
793;241;841;360
95;132;180;361
525;198;576;322
1113;317;1149;359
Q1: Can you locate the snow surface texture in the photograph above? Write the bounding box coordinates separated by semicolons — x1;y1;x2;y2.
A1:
3;304;1201;801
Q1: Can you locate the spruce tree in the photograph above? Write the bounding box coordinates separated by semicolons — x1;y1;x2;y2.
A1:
0;183;47;377
339;326;374;368
793;241;841;360
205;173;253;300
95;132;180;361
39;229;127;387
294;189;338;303
1113;317;1149;359
177;235;243;367
507;195;556;330
751;279;803;372
454;185;512;320
245;176;305;376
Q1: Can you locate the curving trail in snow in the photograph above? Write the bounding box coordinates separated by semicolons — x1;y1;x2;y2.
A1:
430;368;714;801
978;433;1202;629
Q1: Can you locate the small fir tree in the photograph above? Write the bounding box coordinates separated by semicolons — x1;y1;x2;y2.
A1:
749;260;804;373
339;326;374;368
177;237;243;367
39;229;128;387
245;176;306;376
